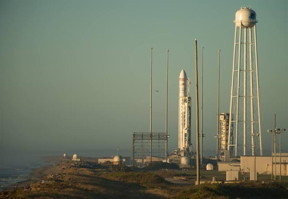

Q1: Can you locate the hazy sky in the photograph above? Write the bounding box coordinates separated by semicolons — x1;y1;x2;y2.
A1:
0;0;287;156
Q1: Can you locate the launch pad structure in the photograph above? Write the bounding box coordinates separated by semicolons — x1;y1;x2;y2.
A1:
132;132;168;166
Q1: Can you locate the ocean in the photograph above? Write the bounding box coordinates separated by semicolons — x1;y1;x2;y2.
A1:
0;151;52;191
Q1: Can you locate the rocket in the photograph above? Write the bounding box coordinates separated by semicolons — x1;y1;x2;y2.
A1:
178;70;192;155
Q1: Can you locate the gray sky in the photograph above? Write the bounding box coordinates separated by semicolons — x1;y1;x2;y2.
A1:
0;0;287;156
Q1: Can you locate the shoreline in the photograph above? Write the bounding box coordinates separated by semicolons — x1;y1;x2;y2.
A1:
0;156;62;191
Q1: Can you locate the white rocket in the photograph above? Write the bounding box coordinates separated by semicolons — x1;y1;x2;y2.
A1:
178;70;192;154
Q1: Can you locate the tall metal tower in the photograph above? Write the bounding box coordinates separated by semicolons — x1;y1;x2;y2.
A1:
228;7;263;157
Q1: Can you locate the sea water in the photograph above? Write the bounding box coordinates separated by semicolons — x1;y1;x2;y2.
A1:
0;151;51;191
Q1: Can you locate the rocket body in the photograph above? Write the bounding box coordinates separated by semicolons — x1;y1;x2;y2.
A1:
178;70;192;154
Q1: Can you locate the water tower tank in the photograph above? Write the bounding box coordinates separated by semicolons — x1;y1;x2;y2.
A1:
234;7;257;28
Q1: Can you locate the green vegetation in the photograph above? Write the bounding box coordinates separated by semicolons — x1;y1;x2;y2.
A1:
176;182;288;199
99;171;170;187
144;162;179;170
98;171;288;198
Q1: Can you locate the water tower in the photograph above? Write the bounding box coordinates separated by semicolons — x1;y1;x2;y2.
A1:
228;7;263;157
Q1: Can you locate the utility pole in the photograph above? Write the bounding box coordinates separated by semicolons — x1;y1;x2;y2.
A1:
279;132;282;182
267;114;286;181
194;39;200;185
150;48;153;163
165;49;169;162
217;49;221;158
201;46;204;165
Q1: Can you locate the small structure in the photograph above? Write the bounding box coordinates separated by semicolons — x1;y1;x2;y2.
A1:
241;155;288;176
180;156;190;168
206;163;214;171
226;170;239;181
97;156;130;166
250;169;257;181
218;162;240;172
72;154;80;161
97;157;114;164
113;155;122;165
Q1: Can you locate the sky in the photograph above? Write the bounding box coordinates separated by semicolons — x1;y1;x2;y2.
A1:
0;0;287;157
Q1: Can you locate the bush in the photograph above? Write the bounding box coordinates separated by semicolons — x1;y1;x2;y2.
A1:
144;162;179;170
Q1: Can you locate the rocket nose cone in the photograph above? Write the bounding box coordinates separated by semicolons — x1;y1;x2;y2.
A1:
179;69;187;79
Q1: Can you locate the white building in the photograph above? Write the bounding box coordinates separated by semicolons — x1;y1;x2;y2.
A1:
240;155;288;176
